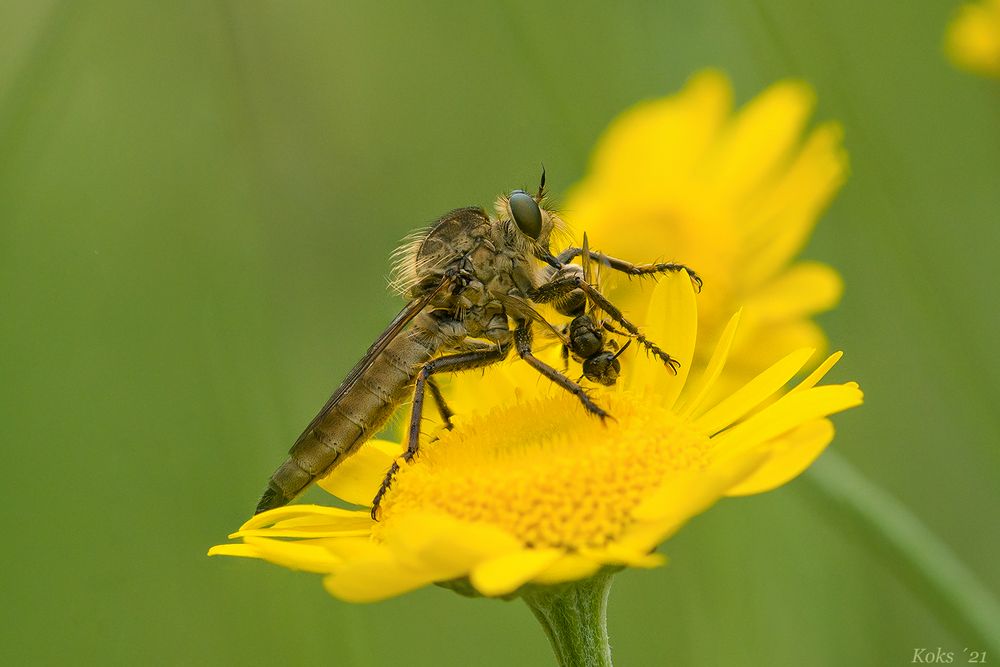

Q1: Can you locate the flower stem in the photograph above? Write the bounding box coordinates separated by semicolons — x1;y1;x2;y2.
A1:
522;571;615;667
803;451;1000;655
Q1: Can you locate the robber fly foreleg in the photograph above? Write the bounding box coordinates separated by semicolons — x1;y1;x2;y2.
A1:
513;320;610;420
371;341;511;519
531;276;681;374
602;321;634;339
550;247;702;292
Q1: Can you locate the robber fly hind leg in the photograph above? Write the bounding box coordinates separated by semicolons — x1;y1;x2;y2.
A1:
513;320;610;420
371;342;510;519
531;275;681;374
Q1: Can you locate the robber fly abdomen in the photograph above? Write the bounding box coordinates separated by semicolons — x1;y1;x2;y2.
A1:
256;311;455;513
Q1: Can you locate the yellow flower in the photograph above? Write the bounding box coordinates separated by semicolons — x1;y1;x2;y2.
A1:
210;272;862;602
563;71;847;389
946;0;1000;76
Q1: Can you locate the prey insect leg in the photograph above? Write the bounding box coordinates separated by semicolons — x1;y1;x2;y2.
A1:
371;343;510;519
513;320;610;420
531;276;680;374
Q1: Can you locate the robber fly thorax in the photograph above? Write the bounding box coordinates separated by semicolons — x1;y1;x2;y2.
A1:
255;173;700;517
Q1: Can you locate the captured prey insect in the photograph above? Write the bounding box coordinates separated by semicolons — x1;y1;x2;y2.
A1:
254;172;701;518
545;233;645;386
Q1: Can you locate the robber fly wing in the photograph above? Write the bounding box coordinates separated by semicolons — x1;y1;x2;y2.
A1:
291;275;454;447
497;293;570;346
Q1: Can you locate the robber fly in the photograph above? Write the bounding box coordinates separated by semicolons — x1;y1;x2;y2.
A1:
255;172;700;517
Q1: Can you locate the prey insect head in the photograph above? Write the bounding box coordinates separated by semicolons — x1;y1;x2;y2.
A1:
581;340;631;386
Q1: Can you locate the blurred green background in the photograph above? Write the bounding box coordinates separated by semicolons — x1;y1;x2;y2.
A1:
2;1;998;665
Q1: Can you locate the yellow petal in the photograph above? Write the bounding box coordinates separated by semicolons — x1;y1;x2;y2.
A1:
470;548;565;597
420;521;524;572
726;419;835;496
742;262;843;321
624;451;767;553
582;545;666;569
238;504;373;532
232;536;343;573
631;270;697;408
233;508;374;538
693;347;815;434
310;536;383;561
322;551;437;603
704;80;816;202
383;512;522;575
631;452;765;523
740;122;847;287
233;527;371;539
435;362;523;418
787;351;843;395
583;70;732;196
316;439;403;506
615;520;679;555
677;309;741;419
712;384;863;457
726;319;828;377
946;1;1000;76
207;544;262;559
531;554;603;585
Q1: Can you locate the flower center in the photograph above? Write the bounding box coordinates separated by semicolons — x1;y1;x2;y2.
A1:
376;390;712;551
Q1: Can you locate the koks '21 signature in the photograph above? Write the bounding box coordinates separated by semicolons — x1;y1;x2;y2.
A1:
912;647;988;663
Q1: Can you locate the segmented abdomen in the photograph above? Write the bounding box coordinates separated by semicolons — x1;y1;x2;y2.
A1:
255;315;443;513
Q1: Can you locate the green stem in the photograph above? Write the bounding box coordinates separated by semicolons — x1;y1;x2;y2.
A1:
522;571;615;667
803;451;1000;654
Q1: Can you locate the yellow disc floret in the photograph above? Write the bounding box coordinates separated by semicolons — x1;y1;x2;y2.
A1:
376;391;711;551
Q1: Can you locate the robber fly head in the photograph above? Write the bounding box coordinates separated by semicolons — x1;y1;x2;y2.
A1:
497;168;565;251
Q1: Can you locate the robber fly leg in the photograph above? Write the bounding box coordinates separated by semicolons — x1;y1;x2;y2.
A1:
426;377;454;429
553;246;581;264
531;276;680;375
551;247;702;292
602;321;634;339
513;320;610;420
370;460;402;518
371;343;510;519
612;257;702;292
577;280;681;374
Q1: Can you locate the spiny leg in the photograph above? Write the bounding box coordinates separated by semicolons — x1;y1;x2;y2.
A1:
514;320;610;420
602;321;634;339
371;343;509;519
553;246;580;264
421;340;500;434
552;246;702;291
426;377;453;429
531;276;680;374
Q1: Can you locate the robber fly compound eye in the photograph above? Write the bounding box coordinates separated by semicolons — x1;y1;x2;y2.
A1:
508;190;542;239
